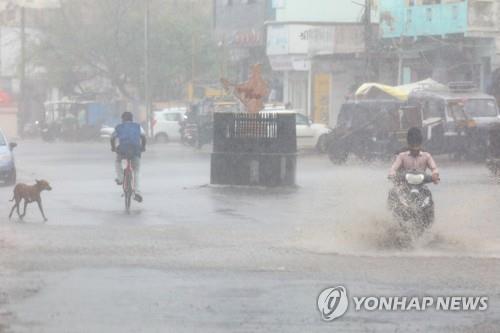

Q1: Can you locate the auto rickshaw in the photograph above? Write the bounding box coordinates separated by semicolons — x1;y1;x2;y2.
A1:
487;124;500;176
327;80;500;164
326;99;415;164
407;84;500;160
43;100;115;141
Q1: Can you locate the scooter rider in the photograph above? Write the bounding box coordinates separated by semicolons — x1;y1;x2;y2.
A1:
389;127;440;183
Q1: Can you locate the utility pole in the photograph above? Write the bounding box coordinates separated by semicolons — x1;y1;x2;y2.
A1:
19;6;26;137
220;37;226;79
190;1;196;102
364;0;372;82
144;0;151;137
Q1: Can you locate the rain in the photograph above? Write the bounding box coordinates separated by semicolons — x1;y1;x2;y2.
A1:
1;0;500;332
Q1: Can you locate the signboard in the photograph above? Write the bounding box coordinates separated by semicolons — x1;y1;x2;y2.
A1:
307;26;335;56
313;74;330;123
267;24;289;55
289;24;312;54
308;24;367;56
267;24;313;56
229;29;263;48
268;55;310;72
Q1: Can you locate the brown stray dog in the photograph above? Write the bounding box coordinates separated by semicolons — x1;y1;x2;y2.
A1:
9;180;52;222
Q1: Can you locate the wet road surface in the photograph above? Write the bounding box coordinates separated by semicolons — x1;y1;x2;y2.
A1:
1;141;500;332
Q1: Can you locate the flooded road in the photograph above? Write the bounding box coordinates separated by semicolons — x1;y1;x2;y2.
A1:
1;141;499;332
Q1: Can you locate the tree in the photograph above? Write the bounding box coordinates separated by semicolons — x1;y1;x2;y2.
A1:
29;0;217;101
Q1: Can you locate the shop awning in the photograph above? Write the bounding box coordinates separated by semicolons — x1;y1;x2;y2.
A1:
355;79;448;102
355;83;408;101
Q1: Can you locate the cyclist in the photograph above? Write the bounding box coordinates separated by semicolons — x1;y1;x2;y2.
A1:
111;112;146;202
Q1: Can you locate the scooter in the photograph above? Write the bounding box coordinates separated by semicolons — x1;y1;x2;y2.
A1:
388;172;435;237
40;122;59;142
180;118;198;147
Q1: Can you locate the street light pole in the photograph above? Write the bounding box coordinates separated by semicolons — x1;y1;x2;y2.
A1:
144;0;151;137
190;1;196;103
19;5;26;137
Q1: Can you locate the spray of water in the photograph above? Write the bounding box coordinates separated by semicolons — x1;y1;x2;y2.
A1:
290;162;500;258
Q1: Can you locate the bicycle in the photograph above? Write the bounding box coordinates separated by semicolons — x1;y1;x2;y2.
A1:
122;158;135;213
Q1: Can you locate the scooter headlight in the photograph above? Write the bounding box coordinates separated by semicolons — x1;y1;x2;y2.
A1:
406;174;425;185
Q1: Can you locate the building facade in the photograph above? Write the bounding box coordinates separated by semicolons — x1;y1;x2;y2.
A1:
380;0;500;92
214;0;275;82
266;0;378;125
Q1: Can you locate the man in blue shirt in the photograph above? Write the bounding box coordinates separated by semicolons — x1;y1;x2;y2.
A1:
111;112;147;202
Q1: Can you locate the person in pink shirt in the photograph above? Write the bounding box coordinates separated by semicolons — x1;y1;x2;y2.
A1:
389;127;440;184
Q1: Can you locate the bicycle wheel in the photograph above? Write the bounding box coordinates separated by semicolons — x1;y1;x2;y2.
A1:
123;168;133;213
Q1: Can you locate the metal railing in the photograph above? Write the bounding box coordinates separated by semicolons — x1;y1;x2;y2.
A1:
213;112;297;154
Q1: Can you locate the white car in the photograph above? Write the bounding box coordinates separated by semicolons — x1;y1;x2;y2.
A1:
260;109;331;152
152;108;187;143
100;124;115;140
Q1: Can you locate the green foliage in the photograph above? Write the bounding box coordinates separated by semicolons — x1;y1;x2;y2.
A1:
30;0;216;101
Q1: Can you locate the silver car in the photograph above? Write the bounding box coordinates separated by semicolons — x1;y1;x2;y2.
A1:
0;128;17;186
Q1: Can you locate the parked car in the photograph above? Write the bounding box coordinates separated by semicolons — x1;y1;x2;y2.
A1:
0;128;17;186
152;108;187;143
99;124;115;141
260;109;331;152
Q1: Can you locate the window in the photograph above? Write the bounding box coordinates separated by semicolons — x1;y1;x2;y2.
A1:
426;7;433;21
406;9;413;23
164;113;181;122
296;114;310;125
451;5;460;19
448;101;467;121
0;134;5;146
465;99;499;118
423;101;443;119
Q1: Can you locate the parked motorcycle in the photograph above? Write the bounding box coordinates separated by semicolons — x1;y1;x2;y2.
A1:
180;120;198;147
40;122;59;142
388;172;435;238
22;121;42;139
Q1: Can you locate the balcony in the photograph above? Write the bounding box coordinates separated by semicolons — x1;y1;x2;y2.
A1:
381;1;468;38
468;0;498;35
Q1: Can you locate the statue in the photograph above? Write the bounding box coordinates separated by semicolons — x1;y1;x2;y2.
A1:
221;64;269;114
